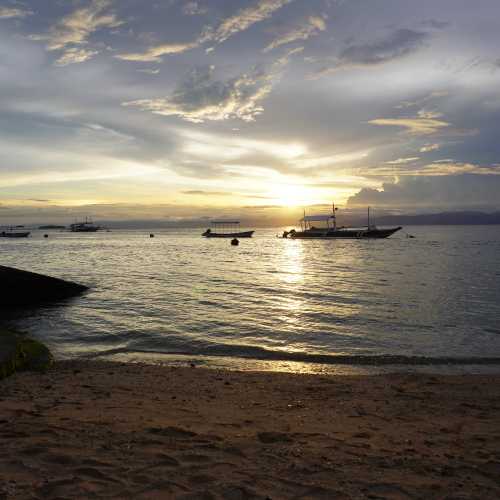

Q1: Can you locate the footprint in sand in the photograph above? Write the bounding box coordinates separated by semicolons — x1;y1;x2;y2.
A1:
257;431;293;444
73;467;122;484
147;426;197;439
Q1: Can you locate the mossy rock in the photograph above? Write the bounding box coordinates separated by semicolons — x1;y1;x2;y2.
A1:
0;328;53;380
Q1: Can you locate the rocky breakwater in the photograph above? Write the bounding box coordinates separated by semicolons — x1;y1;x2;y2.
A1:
0;265;88;307
1;265;88;378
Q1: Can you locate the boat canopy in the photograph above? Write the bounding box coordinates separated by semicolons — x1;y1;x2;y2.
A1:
300;215;334;222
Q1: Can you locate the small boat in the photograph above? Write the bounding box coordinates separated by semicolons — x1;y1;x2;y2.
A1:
282;205;401;239
0;227;31;238
202;221;254;238
70;217;101;232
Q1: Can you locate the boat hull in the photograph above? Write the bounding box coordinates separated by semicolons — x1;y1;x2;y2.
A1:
287;227;402;239
0;231;30;238
203;231;254;238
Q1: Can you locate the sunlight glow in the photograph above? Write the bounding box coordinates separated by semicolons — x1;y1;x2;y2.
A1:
268;184;318;207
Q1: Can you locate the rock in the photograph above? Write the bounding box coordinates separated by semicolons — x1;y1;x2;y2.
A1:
0;265;88;307
0;328;53;380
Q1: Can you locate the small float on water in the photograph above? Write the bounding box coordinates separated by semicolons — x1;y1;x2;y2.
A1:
282;204;402;239
202;221;254;238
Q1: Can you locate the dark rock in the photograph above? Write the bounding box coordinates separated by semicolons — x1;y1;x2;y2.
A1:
0;265;88;307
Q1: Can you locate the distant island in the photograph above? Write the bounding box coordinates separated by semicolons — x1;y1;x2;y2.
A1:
38;225;66;230
373;211;500;226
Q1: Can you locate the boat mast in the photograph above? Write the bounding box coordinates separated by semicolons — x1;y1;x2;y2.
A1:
367;207;370;229
332;202;337;230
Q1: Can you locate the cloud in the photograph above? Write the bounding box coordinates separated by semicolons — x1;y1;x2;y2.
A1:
311;28;429;77
182;190;231;196
395;90;448;109
420;143;440;153
182;2;208;16
263;15;326;52
339;28;428;65
116;0;293;63
137;68;160;75
347;173;500;208
386;157;420;165
0;6;33;19
420;19;450;30
355;161;499;178
33;0;123;64
123;48;302;123
291;150;369;169
54;47;99;66
200;0;294;46
116;42;197;62
368;109;450;135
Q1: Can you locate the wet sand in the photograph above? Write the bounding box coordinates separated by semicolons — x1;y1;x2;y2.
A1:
1;360;499;499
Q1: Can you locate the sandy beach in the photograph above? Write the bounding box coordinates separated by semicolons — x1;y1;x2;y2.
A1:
1;361;499;499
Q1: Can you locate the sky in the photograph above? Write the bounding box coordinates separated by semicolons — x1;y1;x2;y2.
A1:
1;0;500;224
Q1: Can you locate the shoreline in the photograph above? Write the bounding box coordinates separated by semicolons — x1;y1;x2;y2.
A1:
95;350;500;376
1;359;499;499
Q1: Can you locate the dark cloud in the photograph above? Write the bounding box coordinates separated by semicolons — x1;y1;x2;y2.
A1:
420;20;449;30
312;28;429;77
339;28;428;66
123;47;301;123
347;174;500;209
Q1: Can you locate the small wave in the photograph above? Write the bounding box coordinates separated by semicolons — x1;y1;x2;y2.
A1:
86;345;500;366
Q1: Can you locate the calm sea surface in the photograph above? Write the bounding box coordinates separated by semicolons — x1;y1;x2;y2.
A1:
2;226;500;372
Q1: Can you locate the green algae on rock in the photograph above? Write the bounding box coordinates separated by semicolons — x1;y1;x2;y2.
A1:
0;328;53;380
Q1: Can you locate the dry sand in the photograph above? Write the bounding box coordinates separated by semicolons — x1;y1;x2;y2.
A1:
1;361;499;499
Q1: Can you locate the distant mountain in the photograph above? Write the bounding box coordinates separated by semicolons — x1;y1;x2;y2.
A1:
23;210;500;230
373;211;500;226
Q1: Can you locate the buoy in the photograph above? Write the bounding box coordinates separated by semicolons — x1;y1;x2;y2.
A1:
44;234;49;238
231;238;239;246
150;234;155;238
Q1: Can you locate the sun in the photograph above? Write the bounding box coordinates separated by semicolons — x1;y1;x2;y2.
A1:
269;184;317;207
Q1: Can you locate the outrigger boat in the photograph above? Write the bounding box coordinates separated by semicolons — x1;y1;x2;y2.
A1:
0;227;31;238
70;217;101;232
202;221;254;238
282;204;401;239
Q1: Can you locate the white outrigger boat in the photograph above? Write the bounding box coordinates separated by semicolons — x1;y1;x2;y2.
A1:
0;226;30;238
70;217;101;232
282;204;402;239
202;221;254;238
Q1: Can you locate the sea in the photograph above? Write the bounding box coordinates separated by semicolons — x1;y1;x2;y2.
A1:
2;226;500;374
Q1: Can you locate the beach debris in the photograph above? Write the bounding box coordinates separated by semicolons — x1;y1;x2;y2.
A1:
0;265;88;307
